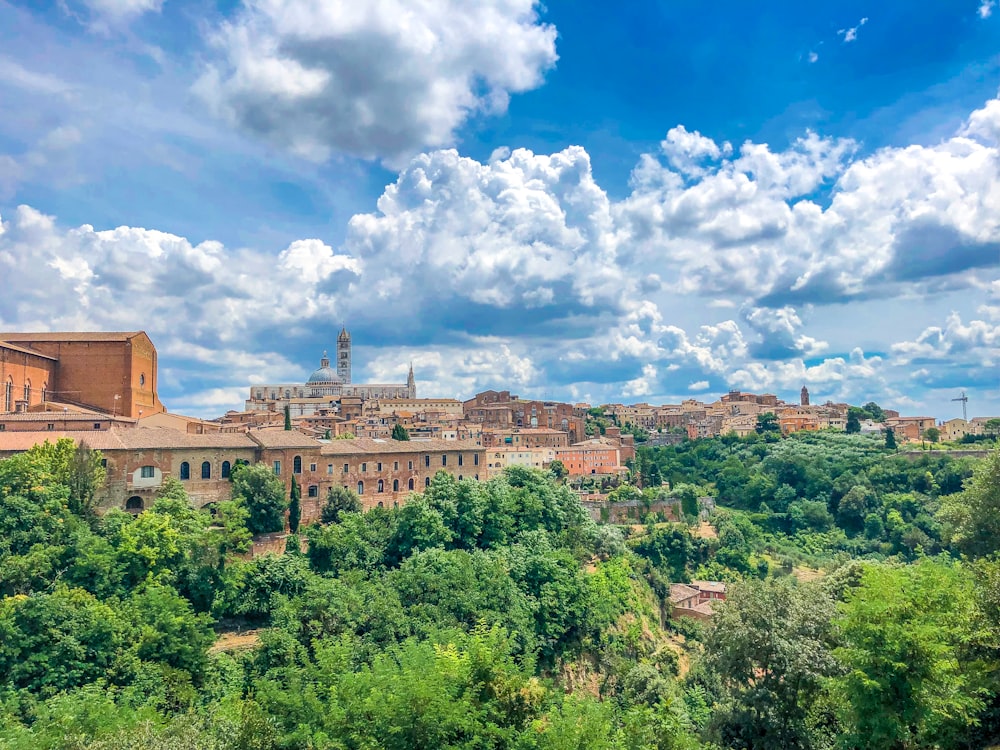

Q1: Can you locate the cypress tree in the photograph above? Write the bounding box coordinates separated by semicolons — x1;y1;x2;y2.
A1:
289;475;301;534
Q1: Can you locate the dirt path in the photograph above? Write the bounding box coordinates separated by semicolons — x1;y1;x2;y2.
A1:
210;629;261;654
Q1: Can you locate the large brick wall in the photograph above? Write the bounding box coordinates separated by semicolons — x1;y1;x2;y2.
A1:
0;344;58;411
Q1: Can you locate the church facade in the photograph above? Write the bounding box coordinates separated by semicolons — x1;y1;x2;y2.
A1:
245;328;416;417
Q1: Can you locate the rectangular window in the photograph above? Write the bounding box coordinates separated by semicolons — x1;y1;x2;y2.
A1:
458;454;463;466
408;460;413;470
442;455;447;466
393;461;398;471
377;462;382;471
327;464;333;474
308;485;318;497
474;454;480;466
140;466;155;478
343;463;349;473
361;462;367;473
273;461;281;475
310;463;317;472
46;423;54;431
94;423;101;430
425;455;430;467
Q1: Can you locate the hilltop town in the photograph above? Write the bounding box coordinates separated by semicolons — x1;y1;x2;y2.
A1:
1;329;996;518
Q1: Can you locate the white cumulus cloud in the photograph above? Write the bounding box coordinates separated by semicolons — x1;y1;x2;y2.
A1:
195;0;557;163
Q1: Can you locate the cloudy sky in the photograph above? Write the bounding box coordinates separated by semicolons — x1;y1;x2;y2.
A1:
1;0;998;419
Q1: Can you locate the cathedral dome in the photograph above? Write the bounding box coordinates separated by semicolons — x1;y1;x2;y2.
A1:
308;366;342;384
307;351;342;384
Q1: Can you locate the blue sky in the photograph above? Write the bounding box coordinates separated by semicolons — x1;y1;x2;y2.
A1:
0;0;998;419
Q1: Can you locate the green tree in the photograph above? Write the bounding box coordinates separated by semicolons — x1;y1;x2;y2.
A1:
924;426;940;443
0;587;128;697
230;463;287;535
862;402;886;422
701;578;838;750
548;459;568;481
884;427;896;450
288;475;301;534
845;414;861;434
320;485;362;524
756;413;780;435
391;423;410;441
938;448;1000;559
672;483;700;521
283;404;292;431
833;560;988;749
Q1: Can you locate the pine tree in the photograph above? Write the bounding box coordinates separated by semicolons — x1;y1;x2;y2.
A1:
288;475;301;534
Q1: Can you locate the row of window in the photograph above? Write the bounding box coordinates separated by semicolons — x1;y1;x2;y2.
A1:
167;458;482;485
3;379;47;411
354;474;479;495
284;453;479;475
178;460;232;480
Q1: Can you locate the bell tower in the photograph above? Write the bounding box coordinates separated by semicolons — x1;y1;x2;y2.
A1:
337;327;351;384
407;362;416;398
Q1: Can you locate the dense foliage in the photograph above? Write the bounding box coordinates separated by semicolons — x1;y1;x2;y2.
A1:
0;436;998;749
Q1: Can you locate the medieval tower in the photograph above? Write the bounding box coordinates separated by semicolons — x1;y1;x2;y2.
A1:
337;327;352;384
800;385;810;406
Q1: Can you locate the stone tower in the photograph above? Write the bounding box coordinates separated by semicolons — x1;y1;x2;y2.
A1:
800;385;810;406
337;327;351;384
407;362;416;399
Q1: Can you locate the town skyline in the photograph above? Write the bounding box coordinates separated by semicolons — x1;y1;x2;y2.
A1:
0;1;997;418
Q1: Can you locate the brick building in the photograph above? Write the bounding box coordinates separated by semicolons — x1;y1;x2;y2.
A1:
0;332;164;418
0;428;486;519
555;438;622;476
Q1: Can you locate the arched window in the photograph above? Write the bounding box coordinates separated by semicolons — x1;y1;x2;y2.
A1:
23;380;30;404
458;475;463;481
4;378;11;412
201;461;211;479
41;382;47;402
180;462;190;480
377;501;384;508
377;479;384;493
221;461;231;479
357;481;364;495
125;496;144;513
293;455;302;474
425;477;430;487
408;478;414;491
392;479;399;492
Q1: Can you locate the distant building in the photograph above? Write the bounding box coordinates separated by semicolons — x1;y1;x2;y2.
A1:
245;328;416;417
800;385;810;406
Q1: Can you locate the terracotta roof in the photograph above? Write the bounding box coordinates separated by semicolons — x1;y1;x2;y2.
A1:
247;430;323;449
320;438;483;456
0;331;145;342
0;341;58;360
115;428;257;450
0;427;257;453
0;412;126;422
669;584;700;604
0;431;132;452
690;580;727;594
